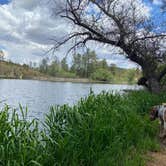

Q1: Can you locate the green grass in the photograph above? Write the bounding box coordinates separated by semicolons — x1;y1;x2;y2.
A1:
0;91;166;165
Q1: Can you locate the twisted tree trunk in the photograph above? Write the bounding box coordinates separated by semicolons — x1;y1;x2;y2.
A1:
138;63;166;93
148;78;161;93
138;76;162;93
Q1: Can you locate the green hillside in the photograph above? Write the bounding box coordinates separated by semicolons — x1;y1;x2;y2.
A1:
0;61;43;79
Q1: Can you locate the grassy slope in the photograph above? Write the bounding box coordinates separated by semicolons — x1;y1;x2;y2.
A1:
0;91;166;165
0;61;43;79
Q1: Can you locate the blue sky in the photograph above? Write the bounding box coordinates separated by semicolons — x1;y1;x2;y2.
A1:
0;0;10;5
0;0;165;68
144;0;166;33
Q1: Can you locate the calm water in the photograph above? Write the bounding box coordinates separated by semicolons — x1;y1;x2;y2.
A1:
0;79;142;120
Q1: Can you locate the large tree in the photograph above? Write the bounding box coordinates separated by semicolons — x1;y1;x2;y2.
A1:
52;0;166;93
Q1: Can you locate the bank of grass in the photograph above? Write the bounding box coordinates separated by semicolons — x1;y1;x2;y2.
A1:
0;91;166;165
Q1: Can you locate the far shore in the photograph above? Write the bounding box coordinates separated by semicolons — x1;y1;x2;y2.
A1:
0;75;132;84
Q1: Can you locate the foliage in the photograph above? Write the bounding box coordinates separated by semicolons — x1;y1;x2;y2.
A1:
47;60;61;77
71;49;97;78
39;58;49;74
0;91;166;165
38;49;141;83
61;57;69;72
71;51;142;83
91;68;113;81
0;50;141;83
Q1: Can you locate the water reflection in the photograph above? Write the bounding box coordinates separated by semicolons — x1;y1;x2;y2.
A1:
0;79;143;120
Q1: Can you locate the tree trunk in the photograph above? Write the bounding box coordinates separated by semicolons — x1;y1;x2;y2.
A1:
137;64;162;93
138;76;161;93
148;78;161;93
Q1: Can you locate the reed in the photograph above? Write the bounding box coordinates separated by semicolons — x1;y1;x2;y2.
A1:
0;91;166;165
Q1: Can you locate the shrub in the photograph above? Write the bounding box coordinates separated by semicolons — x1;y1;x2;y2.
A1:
91;69;113;82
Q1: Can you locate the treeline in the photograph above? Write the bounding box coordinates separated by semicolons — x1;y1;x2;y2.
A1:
37;49;141;83
0;49;142;83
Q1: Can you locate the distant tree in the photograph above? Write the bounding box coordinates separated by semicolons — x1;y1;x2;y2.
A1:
22;64;29;69
33;62;37;68
71;49;98;77
61;57;69;71
101;59;108;69
83;49;97;77
71;53;82;76
39;58;48;73
110;64;117;76
0;50;5;61
91;68;113;82
48;59;61;76
97;59;108;70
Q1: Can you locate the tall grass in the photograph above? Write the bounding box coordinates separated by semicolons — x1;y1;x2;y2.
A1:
0;91;166;165
0;105;45;165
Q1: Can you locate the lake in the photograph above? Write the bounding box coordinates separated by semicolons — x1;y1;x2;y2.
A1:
0;79;143;120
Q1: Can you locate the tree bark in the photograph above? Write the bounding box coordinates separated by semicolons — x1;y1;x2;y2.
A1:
138;76;161;93
148;78;161;93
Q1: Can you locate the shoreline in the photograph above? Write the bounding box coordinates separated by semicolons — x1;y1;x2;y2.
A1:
0;75;133;84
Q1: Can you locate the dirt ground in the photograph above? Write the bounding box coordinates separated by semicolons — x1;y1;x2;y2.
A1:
147;138;166;166
147;150;166;166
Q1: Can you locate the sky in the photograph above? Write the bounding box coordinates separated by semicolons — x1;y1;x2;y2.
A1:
0;0;9;5
0;0;164;68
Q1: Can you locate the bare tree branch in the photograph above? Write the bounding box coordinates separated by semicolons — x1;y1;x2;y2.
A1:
51;0;166;92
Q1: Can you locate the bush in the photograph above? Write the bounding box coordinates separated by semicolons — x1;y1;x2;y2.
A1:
57;70;77;78
91;68;113;82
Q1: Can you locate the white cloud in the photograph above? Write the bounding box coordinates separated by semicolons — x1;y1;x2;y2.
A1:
12;0;45;10
0;0;72;63
0;0;150;68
